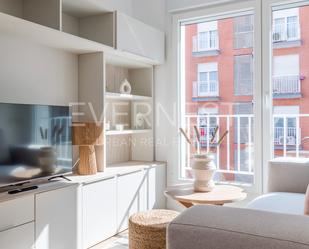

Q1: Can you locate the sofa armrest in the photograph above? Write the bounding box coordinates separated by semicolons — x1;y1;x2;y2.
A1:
268;157;309;193
167;205;309;249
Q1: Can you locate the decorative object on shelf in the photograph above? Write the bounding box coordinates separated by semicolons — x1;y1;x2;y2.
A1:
119;78;132;94
38;147;57;173
135;113;145;129
115;124;125;131
192;153;216;192
72;122;104;175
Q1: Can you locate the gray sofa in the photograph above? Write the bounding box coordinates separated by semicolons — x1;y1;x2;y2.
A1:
167;158;309;249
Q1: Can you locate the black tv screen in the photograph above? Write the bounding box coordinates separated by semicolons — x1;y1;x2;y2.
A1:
0;103;72;187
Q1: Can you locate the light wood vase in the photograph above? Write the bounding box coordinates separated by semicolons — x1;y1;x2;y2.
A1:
78;145;97;175
192;154;216;192
72;122;104;175
95;145;105;172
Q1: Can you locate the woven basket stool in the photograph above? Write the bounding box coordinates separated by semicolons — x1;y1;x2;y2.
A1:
129;209;179;249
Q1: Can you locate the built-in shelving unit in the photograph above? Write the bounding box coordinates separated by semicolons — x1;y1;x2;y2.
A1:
0;0;162;168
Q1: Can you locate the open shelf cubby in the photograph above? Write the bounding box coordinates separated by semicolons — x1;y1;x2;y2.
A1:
0;0;61;30
61;0;115;48
105;63;154;165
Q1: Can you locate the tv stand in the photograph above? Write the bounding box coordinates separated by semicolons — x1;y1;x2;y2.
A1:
48;175;72;182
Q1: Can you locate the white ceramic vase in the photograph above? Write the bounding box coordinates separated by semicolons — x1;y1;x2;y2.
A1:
192;154;216;192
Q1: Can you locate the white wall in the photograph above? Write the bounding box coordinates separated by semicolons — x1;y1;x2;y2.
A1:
132;0;166;31
0;34;78;106
100;0;133;16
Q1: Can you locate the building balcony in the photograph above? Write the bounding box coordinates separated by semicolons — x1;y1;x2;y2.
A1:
192;81;219;101
274;126;299;146
192;35;220;57
273;75;301;99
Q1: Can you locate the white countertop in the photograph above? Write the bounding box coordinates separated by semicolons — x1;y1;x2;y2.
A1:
0;161;166;202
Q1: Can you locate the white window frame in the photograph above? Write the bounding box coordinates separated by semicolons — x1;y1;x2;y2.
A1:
172;0;262;194
262;0;309;192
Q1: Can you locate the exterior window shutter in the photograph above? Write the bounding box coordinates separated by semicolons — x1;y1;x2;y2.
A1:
233;15;253;49
234;55;253;96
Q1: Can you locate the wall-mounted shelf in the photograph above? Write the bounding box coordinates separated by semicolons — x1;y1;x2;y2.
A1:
106;129;152;136
105;92;152;101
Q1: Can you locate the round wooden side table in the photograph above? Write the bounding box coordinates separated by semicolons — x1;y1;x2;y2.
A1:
165;185;247;208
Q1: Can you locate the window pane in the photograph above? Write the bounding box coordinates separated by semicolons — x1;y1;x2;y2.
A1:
272;5;305;158
180;13;255;185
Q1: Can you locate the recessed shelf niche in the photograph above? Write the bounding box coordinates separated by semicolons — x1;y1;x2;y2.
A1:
0;0;61;30
61;0;115;48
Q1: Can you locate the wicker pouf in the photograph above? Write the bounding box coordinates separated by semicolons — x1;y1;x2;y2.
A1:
129;209;179;249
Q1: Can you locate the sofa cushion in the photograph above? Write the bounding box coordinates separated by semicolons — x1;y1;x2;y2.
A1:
247;192;305;215
268;157;309;193
168;205;309;249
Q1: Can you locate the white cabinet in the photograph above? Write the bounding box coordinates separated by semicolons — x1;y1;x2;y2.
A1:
116;12;165;64
117;170;145;232
0;195;34;232
35;185;80;249
82;177;117;249
0;222;34;249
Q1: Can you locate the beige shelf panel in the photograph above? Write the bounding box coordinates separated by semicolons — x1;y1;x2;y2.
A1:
105;92;152;101
106;129;152;136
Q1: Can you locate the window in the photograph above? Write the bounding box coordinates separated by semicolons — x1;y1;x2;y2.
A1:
270;3;309;163
196;63;219;97
176;0;309;193
195;21;218;51
234;15;254;49
179;11;256;186
234;55;253;96
273;8;300;42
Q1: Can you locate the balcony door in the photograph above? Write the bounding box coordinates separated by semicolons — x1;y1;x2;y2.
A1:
262;0;309;190
176;0;262;191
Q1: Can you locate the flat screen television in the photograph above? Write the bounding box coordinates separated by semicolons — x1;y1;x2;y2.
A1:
0;103;72;187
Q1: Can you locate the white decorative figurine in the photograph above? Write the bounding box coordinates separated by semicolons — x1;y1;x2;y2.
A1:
119;79;132;94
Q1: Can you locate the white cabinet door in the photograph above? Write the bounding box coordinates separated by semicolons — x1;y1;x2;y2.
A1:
117;170;145;232
116;12;165;64
0;195;34;232
148;165;166;210
0;222;34;249
35;185;79;249
83;177;117;249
